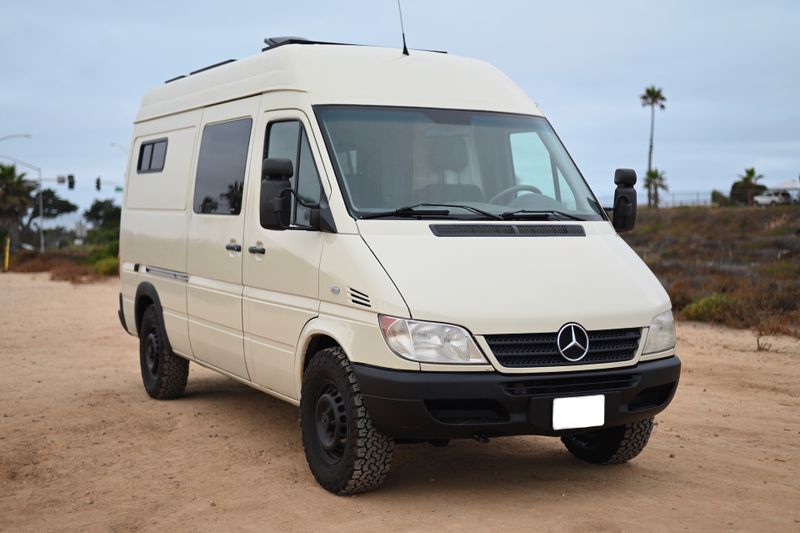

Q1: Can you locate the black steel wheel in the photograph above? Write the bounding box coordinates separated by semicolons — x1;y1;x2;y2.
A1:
139;305;189;399
313;382;348;463
300;347;394;495
561;417;654;465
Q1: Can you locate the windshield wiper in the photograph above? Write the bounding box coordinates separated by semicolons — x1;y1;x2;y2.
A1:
360;205;451;220
499;209;585;221
415;203;503;220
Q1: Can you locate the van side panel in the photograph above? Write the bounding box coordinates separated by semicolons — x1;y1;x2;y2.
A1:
120;109;202;358
125;127;196;210
185;96;261;379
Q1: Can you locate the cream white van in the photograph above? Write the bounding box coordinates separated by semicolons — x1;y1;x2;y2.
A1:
118;38;680;494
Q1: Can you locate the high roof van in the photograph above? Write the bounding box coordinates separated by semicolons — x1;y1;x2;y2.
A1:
118;38;680;494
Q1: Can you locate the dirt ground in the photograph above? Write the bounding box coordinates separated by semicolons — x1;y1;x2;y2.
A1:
1;274;798;532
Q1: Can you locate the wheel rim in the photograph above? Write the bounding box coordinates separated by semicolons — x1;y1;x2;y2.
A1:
144;329;160;379
313;382;347;462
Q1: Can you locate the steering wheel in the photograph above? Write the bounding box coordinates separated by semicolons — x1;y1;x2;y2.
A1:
489;184;543;205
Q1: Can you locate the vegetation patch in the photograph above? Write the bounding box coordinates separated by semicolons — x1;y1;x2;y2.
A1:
624;206;800;338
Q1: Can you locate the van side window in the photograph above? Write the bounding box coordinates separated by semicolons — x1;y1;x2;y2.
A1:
137;138;168;173
265;120;323;227
193;118;253;215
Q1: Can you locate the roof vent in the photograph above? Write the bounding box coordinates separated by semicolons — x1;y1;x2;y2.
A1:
262;36;317;51
349;288;371;308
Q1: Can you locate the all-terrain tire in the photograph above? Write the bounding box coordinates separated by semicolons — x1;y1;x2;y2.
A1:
139;305;189;399
300;347;394;495
561;417;654;465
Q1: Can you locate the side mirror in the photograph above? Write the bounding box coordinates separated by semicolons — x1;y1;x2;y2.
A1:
260;158;293;230
612;168;637;233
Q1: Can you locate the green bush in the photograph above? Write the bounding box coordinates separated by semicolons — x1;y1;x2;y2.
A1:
682;293;740;323
87;241;119;264
93;256;119;276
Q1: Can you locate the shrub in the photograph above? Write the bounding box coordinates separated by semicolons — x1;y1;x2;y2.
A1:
682;294;741;323
711;190;731;207
93;256;119;276
87;241;118;264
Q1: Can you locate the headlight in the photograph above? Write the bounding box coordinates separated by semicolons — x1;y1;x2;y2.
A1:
378;315;487;364
643;310;676;354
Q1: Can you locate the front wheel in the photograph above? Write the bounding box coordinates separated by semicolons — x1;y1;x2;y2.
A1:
300;347;394;494
561;417;654;464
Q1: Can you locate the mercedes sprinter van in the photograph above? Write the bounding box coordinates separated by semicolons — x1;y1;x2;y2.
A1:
118;38;680;495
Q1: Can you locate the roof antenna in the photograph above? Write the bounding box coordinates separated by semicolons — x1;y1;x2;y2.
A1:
397;0;409;55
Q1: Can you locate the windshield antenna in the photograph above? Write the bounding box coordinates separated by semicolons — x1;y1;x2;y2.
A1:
396;0;409;55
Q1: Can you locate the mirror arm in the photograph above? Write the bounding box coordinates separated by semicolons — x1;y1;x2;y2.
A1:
279;187;320;210
276;187;337;233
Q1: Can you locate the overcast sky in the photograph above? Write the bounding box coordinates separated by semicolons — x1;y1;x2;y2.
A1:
1;0;798;223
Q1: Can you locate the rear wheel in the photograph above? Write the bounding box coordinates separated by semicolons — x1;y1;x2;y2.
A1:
301;347;394;494
561;417;654;464
139;305;189;399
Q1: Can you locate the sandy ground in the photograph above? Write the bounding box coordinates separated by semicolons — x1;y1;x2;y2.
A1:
0;273;798;532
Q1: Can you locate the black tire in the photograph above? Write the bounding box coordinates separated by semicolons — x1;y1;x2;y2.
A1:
561;417;654;465
300;347;394;495
139;305;189;399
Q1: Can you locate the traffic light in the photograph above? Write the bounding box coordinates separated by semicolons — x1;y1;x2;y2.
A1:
95;177;101;191
67;174;75;190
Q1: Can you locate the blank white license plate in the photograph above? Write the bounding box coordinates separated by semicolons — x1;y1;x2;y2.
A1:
552;395;605;430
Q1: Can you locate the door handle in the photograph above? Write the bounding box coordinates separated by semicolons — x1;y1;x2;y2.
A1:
225;243;242;252
248;246;266;255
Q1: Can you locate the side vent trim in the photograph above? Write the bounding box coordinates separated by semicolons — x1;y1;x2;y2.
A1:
429;224;585;237
349;288;371;308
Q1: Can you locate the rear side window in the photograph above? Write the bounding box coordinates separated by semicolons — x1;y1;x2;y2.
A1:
137;139;168;173
264;120;322;227
193;118;253;215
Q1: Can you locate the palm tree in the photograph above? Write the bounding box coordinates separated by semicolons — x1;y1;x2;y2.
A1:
641;86;667;206
644;169;668;208
0;164;36;242
738;167;763;186
735;167;764;206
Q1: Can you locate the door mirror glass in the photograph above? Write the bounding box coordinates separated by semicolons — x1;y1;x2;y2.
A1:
612;168;637;232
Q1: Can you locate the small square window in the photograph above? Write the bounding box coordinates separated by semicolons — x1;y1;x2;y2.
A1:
150;141;167;171
137;138;168;173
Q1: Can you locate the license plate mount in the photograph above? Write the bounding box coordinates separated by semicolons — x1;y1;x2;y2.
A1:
552;394;605;431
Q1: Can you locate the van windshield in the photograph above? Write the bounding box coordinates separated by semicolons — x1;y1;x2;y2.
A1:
315;106;605;220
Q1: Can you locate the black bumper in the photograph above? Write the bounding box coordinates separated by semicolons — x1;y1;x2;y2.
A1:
353;356;681;440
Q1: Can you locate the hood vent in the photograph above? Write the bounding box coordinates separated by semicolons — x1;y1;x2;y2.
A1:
429;224;585;237
349;288;371;308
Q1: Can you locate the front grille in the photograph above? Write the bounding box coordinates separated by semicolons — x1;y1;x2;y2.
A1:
503;374;641;397
485;328;641;368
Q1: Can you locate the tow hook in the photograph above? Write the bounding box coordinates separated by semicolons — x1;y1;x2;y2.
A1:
472;434;490;444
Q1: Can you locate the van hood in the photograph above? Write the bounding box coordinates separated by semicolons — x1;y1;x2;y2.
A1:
358;220;670;335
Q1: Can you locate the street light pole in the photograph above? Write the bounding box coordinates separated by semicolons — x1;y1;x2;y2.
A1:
109;142;128;154
0;133;32;143
0;154;45;253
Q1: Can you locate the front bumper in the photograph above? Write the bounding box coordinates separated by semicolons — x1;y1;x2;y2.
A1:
353;356;680;440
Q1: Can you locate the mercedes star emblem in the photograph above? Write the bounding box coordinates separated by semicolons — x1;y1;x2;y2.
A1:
556;323;590;362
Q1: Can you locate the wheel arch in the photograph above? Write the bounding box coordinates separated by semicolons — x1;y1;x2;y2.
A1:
293;314;420;398
294;318;352;398
134;282;174;352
